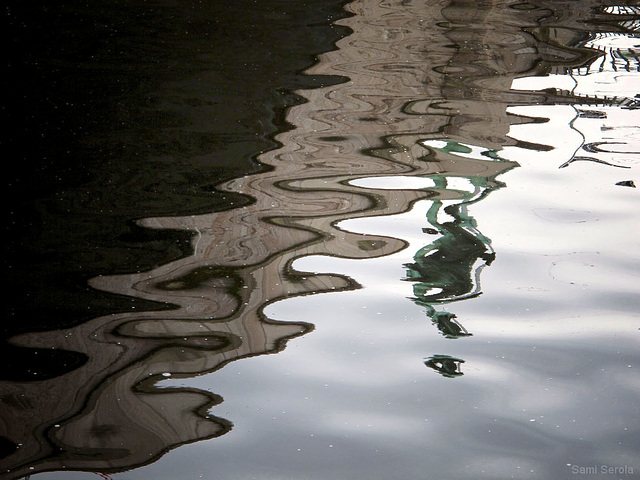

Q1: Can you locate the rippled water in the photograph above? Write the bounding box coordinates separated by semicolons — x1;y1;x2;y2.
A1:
2;1;639;480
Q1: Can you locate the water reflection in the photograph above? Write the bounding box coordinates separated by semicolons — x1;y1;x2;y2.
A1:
2;0;639;478
424;355;466;378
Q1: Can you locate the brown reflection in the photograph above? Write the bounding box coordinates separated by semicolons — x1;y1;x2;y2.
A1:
2;0;639;478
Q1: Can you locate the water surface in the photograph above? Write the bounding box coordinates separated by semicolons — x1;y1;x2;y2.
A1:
2;1;639;479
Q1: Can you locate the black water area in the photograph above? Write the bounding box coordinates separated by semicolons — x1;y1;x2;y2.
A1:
3;0;350;374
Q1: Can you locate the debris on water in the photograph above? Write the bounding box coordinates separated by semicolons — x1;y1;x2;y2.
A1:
559;156;631;169
615;180;636;187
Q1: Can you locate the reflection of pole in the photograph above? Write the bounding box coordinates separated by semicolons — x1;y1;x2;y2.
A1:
405;169;500;377
424;308;472;340
424;355;465;378
405;181;495;306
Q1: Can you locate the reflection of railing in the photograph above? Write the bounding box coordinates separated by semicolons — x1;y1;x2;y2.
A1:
603;5;640;17
570;4;640;74
570;33;640;75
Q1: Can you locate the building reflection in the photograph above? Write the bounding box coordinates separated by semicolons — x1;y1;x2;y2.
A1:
375;0;640;377
2;0;639;478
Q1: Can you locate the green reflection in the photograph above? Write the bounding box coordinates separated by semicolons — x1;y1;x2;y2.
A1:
424;355;465;378
403;143;512;377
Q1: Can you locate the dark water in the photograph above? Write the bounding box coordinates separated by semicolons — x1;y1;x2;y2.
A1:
2;1;639;479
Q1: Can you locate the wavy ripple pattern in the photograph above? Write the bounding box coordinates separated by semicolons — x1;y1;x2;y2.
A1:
2;1;638;478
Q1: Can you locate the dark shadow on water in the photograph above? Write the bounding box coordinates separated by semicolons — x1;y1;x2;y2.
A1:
2;0;353;343
2;0;353;477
